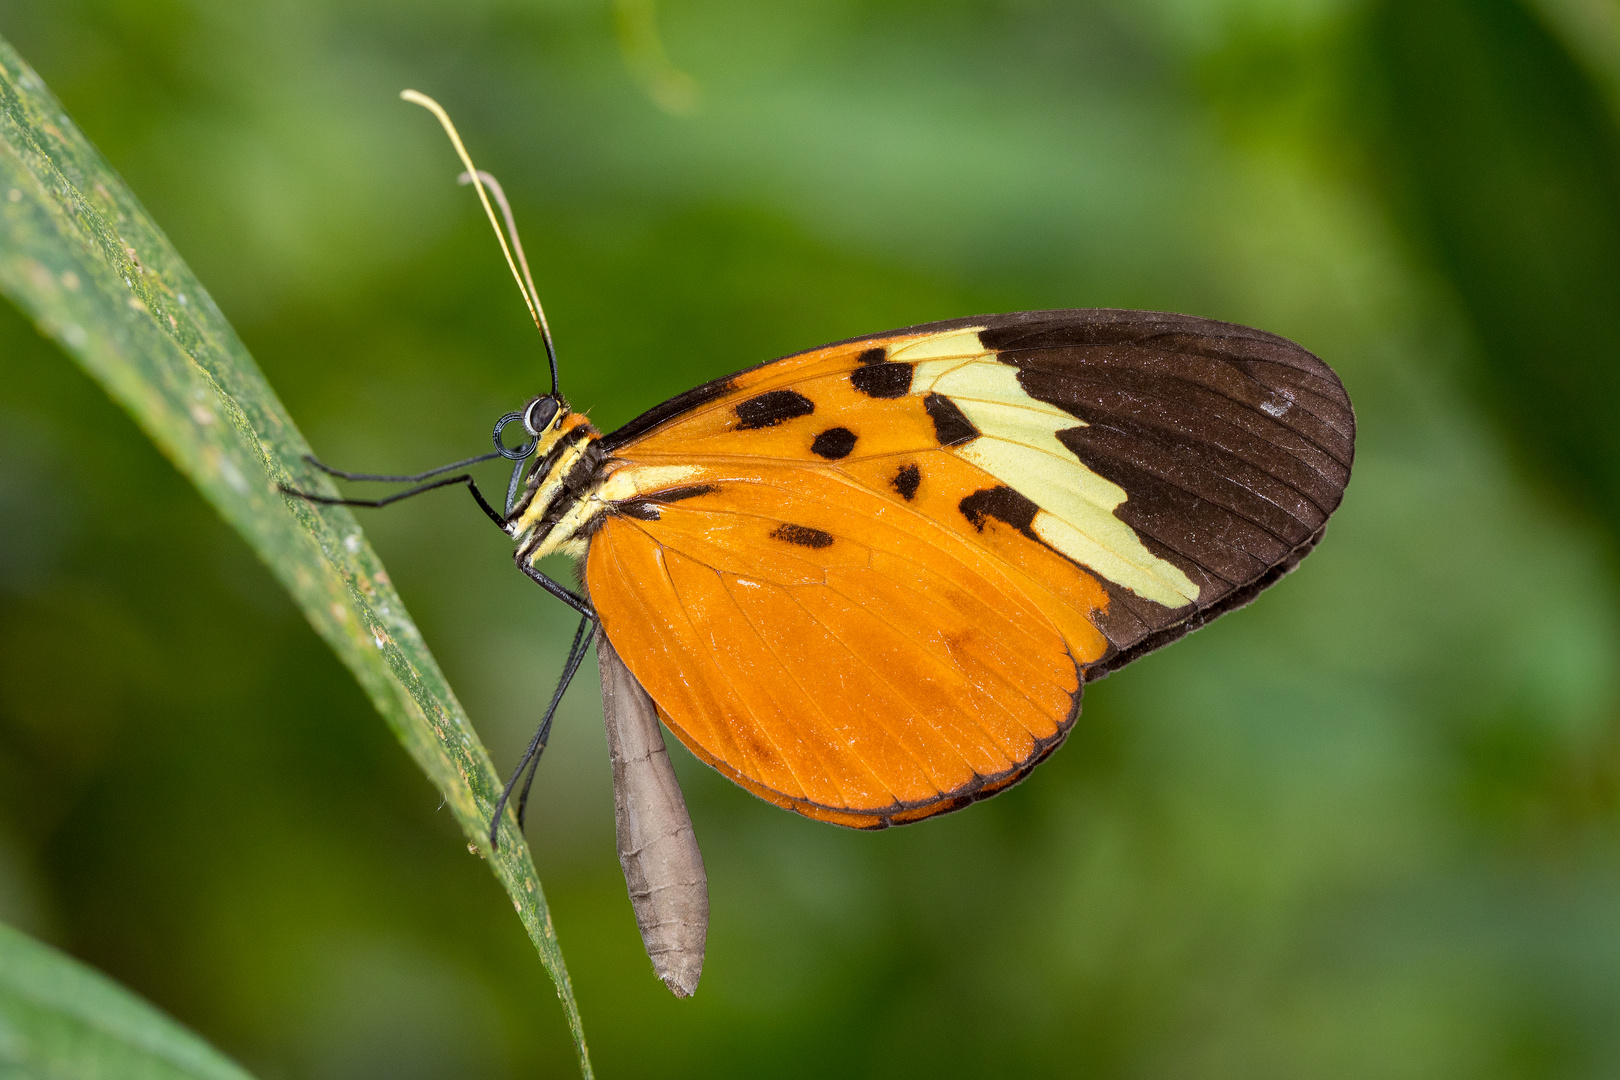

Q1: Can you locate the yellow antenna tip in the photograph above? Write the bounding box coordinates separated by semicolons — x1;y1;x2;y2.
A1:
399;89;548;341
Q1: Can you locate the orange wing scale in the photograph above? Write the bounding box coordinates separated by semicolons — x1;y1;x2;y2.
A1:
616;343;937;462
615;342;1114;665
586;456;1106;827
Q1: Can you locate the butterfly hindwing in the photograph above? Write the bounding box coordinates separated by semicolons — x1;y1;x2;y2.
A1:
587;309;1354;826
586;465;1085;827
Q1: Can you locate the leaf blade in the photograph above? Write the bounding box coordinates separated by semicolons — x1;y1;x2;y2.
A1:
0;36;591;1077
0;920;258;1080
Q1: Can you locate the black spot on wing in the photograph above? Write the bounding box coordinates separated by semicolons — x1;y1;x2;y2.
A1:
850;361;913;398
958;486;1039;539
892;463;921;500
924;393;978;446
617;502;662;521
735;389;814;430
770;523;835;549
857;347;888;365
615;483;721;521
650;484;721;503
811;427;858;459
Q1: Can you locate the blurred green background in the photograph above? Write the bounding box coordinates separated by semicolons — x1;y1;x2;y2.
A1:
4;0;1620;1076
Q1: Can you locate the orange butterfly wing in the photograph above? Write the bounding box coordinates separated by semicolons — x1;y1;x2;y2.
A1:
586;464;1096;827
586;310;1354;827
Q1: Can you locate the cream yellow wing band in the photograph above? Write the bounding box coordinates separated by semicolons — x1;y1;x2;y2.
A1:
903;330;1200;609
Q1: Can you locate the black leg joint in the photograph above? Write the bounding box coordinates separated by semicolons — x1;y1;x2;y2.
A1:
516;558;596;620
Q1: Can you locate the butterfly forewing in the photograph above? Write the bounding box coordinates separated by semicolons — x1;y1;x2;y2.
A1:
587;309;1354;826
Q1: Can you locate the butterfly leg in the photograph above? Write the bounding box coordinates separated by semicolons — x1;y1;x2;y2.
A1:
301;450;503;484
489;612;596;849
518;560;596;620
280;468;508;528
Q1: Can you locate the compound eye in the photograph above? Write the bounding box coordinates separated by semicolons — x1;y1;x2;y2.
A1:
524;395;560;435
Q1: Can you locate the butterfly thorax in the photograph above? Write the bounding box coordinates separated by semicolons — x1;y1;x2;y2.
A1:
508;409;608;562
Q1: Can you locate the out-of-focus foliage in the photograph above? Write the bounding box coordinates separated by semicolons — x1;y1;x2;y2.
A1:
1366;0;1620;544
0;919;258;1080
1;1;1618;1077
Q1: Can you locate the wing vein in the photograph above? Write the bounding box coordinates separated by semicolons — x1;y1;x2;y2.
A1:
715;573;920;809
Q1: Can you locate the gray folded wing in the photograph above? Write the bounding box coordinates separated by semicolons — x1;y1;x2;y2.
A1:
596;627;709;997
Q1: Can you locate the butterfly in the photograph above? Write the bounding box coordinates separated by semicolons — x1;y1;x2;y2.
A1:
286;93;1356;997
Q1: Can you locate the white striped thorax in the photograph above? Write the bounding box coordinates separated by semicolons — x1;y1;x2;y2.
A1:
505;396;720;567
506;394;608;564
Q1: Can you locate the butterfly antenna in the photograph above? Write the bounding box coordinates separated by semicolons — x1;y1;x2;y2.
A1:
401;90;562;396
456;169;558;393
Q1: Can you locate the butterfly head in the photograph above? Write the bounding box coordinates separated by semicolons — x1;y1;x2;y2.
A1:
521;393;566;439
495;392;578;466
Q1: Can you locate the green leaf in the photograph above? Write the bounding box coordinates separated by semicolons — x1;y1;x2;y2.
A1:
0;37;592;1078
0;920;257;1080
